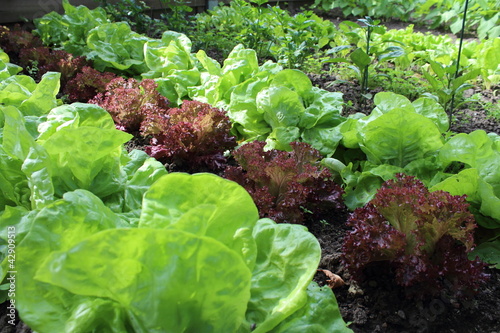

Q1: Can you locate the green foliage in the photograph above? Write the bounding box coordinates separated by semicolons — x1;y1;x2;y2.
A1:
86;22;153;75
421;59;482;115
1;173;351;332
414;0;500;39
158;0;194;33
313;0;419;21
95;0;167;36
0;88;167;218
325;18;405;96
191;0;337;69
314;0;500;39
34;0;109;55
332;92;449;209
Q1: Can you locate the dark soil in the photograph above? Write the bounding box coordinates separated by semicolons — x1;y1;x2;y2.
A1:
308;73;500;135
308;217;500;333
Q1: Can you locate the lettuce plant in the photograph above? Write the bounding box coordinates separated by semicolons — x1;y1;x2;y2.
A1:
144;100;237;173
342;173;488;298
2;173;352;333
33;0;109;56
225;141;344;224
64;66;118;102
90;77;170;133
0;25;43;62
19;47;90;86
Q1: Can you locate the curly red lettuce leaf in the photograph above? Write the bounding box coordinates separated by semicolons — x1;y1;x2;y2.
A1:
0;25;43;61
90;77;169;133
64;66;118;102
225;141;345;224
342;173;488;298
144;100;237;173
19;47;90;86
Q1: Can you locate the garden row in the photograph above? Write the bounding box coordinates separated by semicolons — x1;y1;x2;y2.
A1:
313;0;499;40
0;0;499;332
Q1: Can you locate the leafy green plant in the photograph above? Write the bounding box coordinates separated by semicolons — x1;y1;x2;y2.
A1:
190;0;336;69
421;59;481;115
342;173;488;298
34;0;109;55
332;92;450;209
325;18;405;97
414;0;500;39
94;0;167;36
326;93;500;267
158;0;194;33
1;172;352;332
313;0;419;22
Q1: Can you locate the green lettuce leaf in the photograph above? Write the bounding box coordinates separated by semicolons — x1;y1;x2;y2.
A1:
270;282;352;333
0;72;60;117
249;218;321;333
358;108;444;167
37;102;116;142
86;22;151;74
36;228;252;333
103;149;167;225
14;190;128;333
139;173;259;265
41;126;132;197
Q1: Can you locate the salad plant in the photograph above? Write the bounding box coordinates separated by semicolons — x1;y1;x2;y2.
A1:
90;77;170;134
143;100;237;173
1;172;352;332
225;141;345;224
342;174;489;298
325;18;405;97
191;0;336;69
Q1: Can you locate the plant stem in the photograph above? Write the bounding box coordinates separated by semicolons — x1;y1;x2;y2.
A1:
449;0;469;115
362;25;372;93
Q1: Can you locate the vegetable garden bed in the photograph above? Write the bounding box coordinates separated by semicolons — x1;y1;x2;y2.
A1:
1;0;499;332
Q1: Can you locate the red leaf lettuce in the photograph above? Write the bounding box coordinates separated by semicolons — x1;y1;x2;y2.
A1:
224;141;345;224
342;173;489;298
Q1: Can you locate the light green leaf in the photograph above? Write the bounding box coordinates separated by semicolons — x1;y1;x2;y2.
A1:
14;190;127;333
270;69;312;96
373;92;413;113
270;282;352;333
139;173;259;265
258;86;304;128
249;218;321;333
412;97;449;132
36;228;252;333
19;72;61;117
350;48;371;68
37;102;115;143
359;108;443;167
41;126;132;196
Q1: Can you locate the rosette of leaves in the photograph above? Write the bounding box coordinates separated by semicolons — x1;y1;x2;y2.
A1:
64;66;118;102
224;141;345;224
143;100;237;173
90;77;169;133
342;173;489;298
0;25;43;63
19;47;90;86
